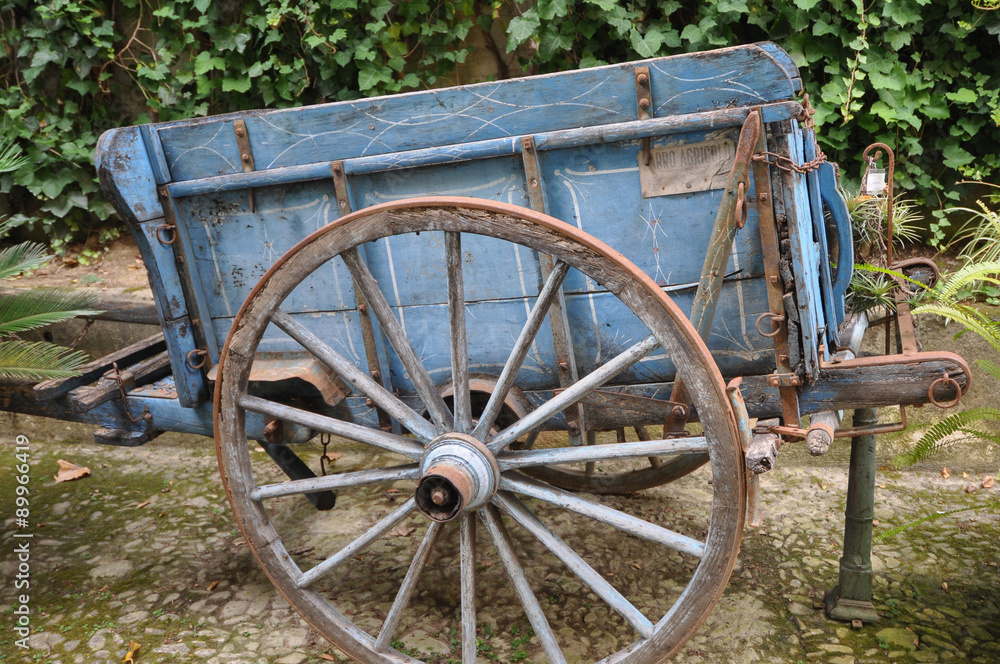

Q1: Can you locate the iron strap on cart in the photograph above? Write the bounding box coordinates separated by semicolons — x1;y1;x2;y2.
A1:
1;42;971;663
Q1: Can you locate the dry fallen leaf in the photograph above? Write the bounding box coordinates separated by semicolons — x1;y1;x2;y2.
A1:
54;459;91;483
873;519;880;526
383;488;403;495
136;500;151;509
630;561;643;570
324;452;342;462
122;640;140;663
963;472;970;478
983;475;996;489
319;654;338;661
941;581;949;592
942;467;950;479
206;580;220;592
389;525;416;538
965;483;979;494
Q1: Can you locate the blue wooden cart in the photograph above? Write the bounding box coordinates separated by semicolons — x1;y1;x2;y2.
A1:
5;42;972;663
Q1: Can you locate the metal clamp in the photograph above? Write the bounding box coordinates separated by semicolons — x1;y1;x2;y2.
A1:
156;224;177;245
755;312;785;338
928;372;962;409
186;348;208;370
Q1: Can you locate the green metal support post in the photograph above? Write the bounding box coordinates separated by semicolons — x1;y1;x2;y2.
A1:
825;407;880;623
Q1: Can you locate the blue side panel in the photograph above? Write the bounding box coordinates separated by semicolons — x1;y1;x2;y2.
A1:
149;44;795;182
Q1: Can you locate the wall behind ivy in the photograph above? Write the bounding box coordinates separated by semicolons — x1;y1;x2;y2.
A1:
2;0;998;247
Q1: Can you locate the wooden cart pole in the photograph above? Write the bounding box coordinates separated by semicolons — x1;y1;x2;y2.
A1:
825;406;880;623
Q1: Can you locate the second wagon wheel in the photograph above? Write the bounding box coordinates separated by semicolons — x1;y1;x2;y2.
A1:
215;198;746;664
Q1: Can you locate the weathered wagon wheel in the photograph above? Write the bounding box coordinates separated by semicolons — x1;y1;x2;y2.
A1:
522;427;709;495
215;197;745;664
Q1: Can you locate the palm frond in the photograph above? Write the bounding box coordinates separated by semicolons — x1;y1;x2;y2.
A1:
0;137;28;174
874;505;992;542
0;241;52;280
0;340;90;381
0;289;103;336
910;303;1000;352
893;407;1000;466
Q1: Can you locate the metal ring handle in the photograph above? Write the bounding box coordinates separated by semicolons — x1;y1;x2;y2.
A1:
755;312;785;338
928;373;962;409
186;348;208;370
156;224;177;245
734;181;747;229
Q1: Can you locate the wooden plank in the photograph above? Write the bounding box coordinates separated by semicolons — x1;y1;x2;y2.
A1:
33;332;166;401
69;351;172;413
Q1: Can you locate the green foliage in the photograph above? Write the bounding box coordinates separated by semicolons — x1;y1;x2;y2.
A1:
0;0;476;244
873;504;991;542
845;190;922;261
3;0;998;248
498;0;1000;228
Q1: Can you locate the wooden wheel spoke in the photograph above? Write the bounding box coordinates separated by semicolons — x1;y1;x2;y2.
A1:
252;464;419;501
494;492;654;639
446;232;472;433
239;394;424;460
297;498;417;588
487;335;660;451
495;437;708;471
375;521;443;652
459;513;477;664
480;505;567;664
500;473;706;559
342;247;453;432
270;308;437;441
472;260;570;440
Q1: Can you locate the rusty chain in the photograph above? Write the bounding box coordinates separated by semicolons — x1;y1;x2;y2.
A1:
752;150;828;174
319;433;333;476
108;361;143;424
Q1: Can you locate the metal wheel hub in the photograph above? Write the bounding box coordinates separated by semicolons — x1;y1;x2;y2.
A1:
415;434;499;522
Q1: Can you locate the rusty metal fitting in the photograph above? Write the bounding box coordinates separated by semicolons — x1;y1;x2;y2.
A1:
755;312;785;338
416;434;499;522
734;181;747;229
567;422;580;436
156;224;177;245
186;348;208;370
671;405;687;419
636;72;648;85
370;370;381;382
928;373;962;409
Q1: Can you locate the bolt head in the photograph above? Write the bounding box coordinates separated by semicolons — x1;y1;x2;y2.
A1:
671;405;687;418
639;98;651;109
637;73;648;85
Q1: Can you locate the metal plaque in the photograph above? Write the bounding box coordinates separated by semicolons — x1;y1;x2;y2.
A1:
639;138;736;198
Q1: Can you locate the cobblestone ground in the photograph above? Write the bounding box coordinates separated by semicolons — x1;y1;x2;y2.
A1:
0;411;997;664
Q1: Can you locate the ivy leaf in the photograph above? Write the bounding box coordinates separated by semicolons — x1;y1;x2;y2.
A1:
538;0;570;20
680;24;702;44
357;65;391;92
792;0;822;9
193;0;211;12
221;77;252;93
630;28;664;59
506;14;540;51
941;143;974;169
584;0;620;10
946;88;978;104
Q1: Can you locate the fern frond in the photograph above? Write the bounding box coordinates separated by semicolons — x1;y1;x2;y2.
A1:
894;407;1000;466
854;263;929;291
956;428;1000;447
0;138;28;174
0;340;90;381
935;261;1000;301
0;241;51;280
0;289;103;336
974;359;1000;383
910;303;1000;352
874;506;990;542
